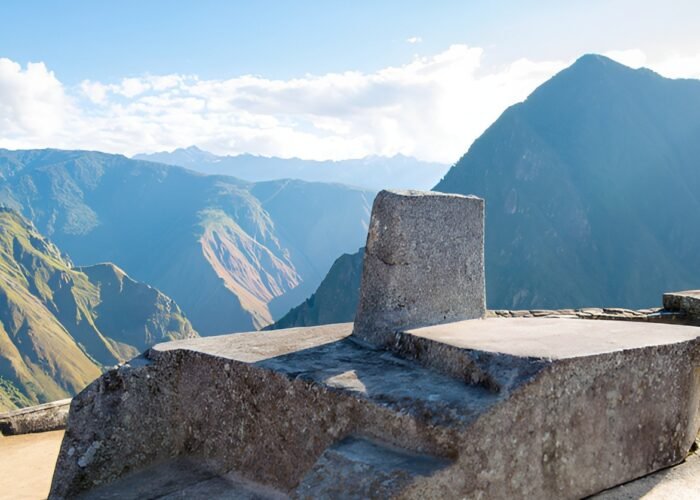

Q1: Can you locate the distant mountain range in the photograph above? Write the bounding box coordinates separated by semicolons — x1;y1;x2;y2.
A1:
0;208;195;411
0;149;372;335
134;148;448;191
271;54;700;328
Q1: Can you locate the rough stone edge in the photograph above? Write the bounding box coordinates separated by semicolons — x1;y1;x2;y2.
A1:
50;329;700;499
387;330;550;394
0;398;71;436
49;346;463;499
664;291;700;320
487;307;696;324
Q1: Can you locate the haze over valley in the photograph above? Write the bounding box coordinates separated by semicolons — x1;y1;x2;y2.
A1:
135;148;448;191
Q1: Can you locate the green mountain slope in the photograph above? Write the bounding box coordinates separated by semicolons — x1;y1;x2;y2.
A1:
0;209;196;411
273;55;700;328
0;150;372;334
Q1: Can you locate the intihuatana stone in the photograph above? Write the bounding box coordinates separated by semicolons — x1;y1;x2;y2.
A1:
353;190;485;347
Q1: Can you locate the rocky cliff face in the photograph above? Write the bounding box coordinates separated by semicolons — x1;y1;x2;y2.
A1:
0;208;196;411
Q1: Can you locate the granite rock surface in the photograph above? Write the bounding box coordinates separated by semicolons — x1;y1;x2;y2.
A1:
50;318;700;499
0;399;71;436
353;190;485;347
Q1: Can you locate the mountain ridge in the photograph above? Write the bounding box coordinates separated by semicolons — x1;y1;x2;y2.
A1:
134;148;448;191
437;53;700;309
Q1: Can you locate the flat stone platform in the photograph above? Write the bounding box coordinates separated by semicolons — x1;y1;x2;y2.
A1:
50;318;700;499
406;317;700;359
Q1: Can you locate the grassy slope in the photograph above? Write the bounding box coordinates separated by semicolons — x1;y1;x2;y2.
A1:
0;209;196;411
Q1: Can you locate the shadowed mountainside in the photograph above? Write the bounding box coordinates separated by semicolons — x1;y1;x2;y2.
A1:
436;54;700;309
269;248;364;329
0;208;196;411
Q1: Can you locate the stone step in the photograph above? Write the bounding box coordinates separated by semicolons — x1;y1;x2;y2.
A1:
76;457;286;500
250;325;510;429
295;435;452;498
77;437;452;500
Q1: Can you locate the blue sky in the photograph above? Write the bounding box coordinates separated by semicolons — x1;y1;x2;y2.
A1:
1;1;700;162
4;1;699;83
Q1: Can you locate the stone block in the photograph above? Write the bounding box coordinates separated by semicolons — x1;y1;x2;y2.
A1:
0;399;71;436
353;190;485;347
50;319;700;499
664;290;700;320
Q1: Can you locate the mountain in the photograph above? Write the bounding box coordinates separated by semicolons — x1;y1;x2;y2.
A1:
134;147;448;191
268;248;364;329
0;149;372;334
436;54;700;309
271;55;700;328
0;208;196;411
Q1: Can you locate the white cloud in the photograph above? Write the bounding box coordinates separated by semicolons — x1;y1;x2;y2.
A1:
7;45;565;163
80;80;109;104
652;53;700;79
1;46;700;163
0;59;68;141
604;49;648;68
406;36;422;44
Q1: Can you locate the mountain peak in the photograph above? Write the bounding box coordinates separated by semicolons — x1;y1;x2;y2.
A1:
174;145;218;160
555;53;636;81
573;53;616;66
180;145;210;154
519;52;667;109
434;49;700;311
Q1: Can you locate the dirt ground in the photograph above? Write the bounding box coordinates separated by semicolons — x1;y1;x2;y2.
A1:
0;430;64;500
593;450;700;500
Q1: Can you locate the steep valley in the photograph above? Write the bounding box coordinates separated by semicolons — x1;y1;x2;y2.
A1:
0;150;372;334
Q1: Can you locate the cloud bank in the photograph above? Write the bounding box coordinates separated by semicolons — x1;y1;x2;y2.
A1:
0;46;698;163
